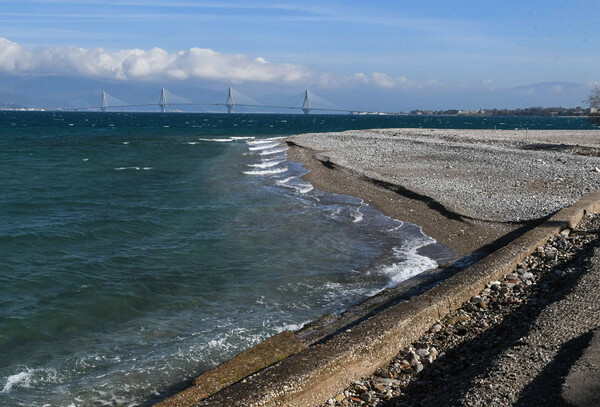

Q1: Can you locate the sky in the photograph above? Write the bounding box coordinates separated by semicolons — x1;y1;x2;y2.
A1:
0;0;599;111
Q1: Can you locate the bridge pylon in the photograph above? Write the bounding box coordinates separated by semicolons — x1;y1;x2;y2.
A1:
159;88;167;113
100;91;108;112
302;89;311;115
225;86;235;114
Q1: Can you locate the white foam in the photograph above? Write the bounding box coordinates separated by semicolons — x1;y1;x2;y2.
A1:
2;370;33;393
231;136;255;140
243;167;288;176
259;147;288;156
1;367;59;394
248;143;279;151
247;160;285;169
275;177;314;194
247;138;282;145
350;208;364;223
187;142;199;145
122;142;130;145
198;138;234;142
381;238;438;285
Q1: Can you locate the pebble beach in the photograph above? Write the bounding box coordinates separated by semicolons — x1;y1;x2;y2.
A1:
286;128;600;406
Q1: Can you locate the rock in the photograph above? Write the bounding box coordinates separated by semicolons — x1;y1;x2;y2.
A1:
360;392;373;403
415;363;424;373
407;351;420;365
354;384;368;393
335;393;345;402
431;323;442;333
373;377;402;386
326;399;335;406
560;229;571;237
423;355;434;365
429;347;438;359
447;315;470;325
416;348;430;358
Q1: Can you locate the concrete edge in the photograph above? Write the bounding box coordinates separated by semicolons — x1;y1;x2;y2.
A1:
185;190;600;407
156;331;306;407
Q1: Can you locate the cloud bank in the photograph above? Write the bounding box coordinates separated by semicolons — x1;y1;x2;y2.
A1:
0;38;425;89
0;38;312;83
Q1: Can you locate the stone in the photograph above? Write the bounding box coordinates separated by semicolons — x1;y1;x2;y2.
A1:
447;315;470;325
429;347;438;359
335;393;346;402
407;351;420;365
360;392;373;403
415;363;424;373
431;323;442;333
373;377;402;386
416;348;430;358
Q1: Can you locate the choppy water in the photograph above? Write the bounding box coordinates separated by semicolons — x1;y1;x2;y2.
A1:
0;112;594;406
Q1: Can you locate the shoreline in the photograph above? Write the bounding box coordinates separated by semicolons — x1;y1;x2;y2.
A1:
285;140;519;260
157;128;600;406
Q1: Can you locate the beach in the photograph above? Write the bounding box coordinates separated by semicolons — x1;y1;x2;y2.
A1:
286;128;600;258
169;127;600;406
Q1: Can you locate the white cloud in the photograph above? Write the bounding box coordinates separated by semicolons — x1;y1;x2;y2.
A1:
0;37;312;84
0;37;429;90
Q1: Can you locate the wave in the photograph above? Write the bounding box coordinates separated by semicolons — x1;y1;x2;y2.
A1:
259;147;288;156
115;167;152;171
247;160;285;169
248;143;280;151
380;237;438;285
247;137;283;146
243;167;288;176
275;177;314;194
198;137;256;143
1;367;59;394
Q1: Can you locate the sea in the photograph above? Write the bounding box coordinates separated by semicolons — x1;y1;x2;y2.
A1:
0;112;595;406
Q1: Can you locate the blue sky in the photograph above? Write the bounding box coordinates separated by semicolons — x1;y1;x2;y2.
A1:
1;0;599;110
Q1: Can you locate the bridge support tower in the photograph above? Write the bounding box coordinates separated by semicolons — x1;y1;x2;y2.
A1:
159;88;167;113
302;89;311;115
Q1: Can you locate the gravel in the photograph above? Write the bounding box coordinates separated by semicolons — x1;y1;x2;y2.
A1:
320;213;600;407
288;128;600;222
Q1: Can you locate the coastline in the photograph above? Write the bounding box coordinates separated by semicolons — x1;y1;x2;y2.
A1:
157;127;600;406
285;140;516;259
286;128;600;258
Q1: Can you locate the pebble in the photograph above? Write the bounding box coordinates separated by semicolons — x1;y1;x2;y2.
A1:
319;214;600;407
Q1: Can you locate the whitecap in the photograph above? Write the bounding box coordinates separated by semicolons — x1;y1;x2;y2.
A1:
2;370;33;393
247;160;285;169
248;143;280;151
187;142;198;145
247;138;280;146
198;138;234;142
243;167;288;176
259;147;288;156
380;238;438;285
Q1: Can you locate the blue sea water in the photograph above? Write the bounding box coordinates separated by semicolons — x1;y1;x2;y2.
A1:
0;112;595;406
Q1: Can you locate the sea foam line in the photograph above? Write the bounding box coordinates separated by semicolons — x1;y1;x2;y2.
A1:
259;147;288;156
243;167;288;176
248;143;280;151
247;160;285;169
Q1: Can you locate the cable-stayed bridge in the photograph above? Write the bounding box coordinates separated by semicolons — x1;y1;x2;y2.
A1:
67;88;362;114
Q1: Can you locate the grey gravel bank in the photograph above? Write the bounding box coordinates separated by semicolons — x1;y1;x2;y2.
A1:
287;128;600;223
321;212;600;407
